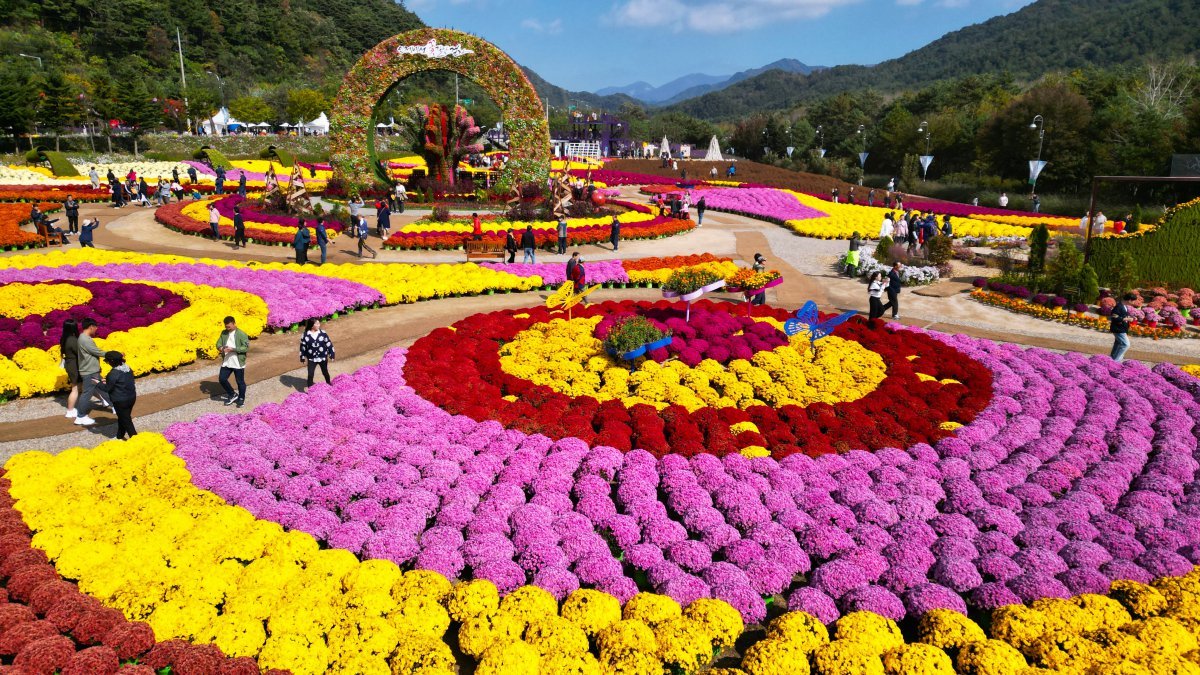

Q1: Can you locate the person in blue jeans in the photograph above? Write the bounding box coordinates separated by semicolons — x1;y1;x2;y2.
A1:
520;225;536;264
216;316;249;408
315;217;329;264
1109;292;1135;362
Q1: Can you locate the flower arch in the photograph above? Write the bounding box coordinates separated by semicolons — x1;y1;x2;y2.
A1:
330;28;552;194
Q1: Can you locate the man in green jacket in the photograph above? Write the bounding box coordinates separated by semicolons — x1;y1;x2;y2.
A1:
74;318;110;426
216;316;250;408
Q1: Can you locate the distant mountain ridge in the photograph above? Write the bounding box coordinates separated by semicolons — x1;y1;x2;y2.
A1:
665;0;1200;120
594;59;824;105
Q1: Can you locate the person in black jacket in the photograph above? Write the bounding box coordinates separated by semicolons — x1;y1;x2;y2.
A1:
521;225;537;264
1110;292;1135;362
504;229;518;264
878;262;903;320
609;216;621;251
98;351;137;439
64;196;80;233
233;206;247;249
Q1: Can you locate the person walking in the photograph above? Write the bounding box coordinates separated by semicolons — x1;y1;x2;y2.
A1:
556;216;568;255
609;216;621;251
569;255;586;290
879;212;894;240
566;252;580;282
88;167;100;190
696;196;707;226
293;219;311;265
172;167;180;185
300;318;335;388
866;271;885;327
1031;194;1041;213
521;225;536;264
845;234;861;277
378;202;392;239
216;316;249;407
751;253;768;306
208;203;221;239
97;351;137;439
60;319;81;418
73;318;109;426
214;166;226;195
79;218;100;248
505;229;518;264
1110;292;1135;362
879;262;903;320
64;196;79;234
233;206;247;248
356;215;376;259
349;195;364;224
941;215;953;238
394;182;407;213
868;189;876;207
238;171;247;198
470;212;482;241
314;217;328;264
187;165;198;185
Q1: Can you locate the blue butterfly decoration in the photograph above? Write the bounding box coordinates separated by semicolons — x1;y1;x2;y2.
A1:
784;301;857;349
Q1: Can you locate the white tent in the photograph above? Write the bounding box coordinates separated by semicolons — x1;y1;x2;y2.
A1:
659;136;670;158
704;135;723;162
201;107;243;135
304;113;330;134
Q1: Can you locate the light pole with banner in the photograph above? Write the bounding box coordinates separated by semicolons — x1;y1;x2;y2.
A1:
1029;114;1046;191
815;125;825;158
856;124;868;183
917;120;933;181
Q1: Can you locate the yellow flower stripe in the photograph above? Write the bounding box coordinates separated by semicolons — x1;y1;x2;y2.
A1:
626;260;741;285
0;281;267;399
180;199;324;238
1183;365;1200;379
0;249;542;307
967;213;1081;229
499;317;887;412
398;210;657;236
5;435;745;675
785;191;1033;240
0;281;92;319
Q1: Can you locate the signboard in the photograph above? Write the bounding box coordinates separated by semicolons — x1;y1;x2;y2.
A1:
396;39;474;59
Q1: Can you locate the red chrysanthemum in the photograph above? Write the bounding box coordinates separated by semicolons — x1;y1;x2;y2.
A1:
0;548;47;582
44;594;97;633
101;621;155;661
219;656;261;675
0;603;36;633
141;639;189;670
61;645;120;675
6;566;58;603
0;620;60;656
171;643;226;675
70;607;123;646
27;580;76;617
13;635;76;674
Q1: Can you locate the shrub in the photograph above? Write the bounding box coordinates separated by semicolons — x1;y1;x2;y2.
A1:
1046;238;1083;295
972;278;987;288
927;235;953;266
1028;224;1049;275
1079;263;1100;304
874;236;895;264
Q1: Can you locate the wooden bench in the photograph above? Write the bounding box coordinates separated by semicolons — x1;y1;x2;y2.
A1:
464;240;506;262
33;219;66;247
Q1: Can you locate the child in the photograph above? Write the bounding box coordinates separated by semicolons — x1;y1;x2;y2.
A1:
98;351;137;439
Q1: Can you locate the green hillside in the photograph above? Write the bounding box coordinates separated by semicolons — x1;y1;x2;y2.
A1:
670;0;1200;120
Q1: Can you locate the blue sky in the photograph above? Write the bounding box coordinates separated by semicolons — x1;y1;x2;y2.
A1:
405;0;1035;91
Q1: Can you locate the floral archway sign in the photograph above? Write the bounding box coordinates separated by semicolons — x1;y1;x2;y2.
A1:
330;28;552;194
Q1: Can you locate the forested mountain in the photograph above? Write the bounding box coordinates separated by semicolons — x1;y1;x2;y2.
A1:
669;0;1200;120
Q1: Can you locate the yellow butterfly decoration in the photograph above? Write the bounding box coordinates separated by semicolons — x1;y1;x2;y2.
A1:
546;281;598;318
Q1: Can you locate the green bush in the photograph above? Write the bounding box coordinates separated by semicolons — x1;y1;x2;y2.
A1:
874;236;895;264
1091;200;1199;289
927;235;953;266
1028;224;1049;275
1079;263;1099;303
1046;238;1084;295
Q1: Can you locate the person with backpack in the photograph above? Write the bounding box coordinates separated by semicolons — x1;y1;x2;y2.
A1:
97;351;137;439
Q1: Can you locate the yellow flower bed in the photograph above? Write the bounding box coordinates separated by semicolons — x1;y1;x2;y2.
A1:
181;199;315;238
625;260;741;286
499;317;887;411
0;249;542;307
967;213;1080;229
398;209;657;236
1183;365;1200;379
0;282;92;319
0;281;265;399
5;434;743;675
785;191;1033;240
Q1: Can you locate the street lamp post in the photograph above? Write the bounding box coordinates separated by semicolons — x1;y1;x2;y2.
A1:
856;124;867;184
917;121;932;181
815;125;824;158
1029;114;1046;192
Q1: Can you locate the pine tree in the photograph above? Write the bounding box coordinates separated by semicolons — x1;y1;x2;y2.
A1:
0;61;37;150
38;69;82;151
1028;224;1050;275
117;77;161;156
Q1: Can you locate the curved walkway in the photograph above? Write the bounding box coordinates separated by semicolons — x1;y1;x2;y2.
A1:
1;189;1197;455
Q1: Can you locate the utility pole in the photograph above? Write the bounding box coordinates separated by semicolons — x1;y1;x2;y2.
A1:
177;28;191;133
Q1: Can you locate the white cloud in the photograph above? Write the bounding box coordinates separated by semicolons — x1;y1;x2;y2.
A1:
521;18;564;34
609;0;862;33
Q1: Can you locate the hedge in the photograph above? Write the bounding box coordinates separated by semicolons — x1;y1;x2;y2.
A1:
1090;197;1200;289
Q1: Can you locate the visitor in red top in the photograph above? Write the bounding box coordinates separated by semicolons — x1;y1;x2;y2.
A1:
472;213;483;241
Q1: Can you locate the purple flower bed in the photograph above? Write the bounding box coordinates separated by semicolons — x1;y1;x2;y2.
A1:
684;188;828;225
0;281;187;356
567;169;707;188
0;263;382;329
210;196;345;233
593;307;788;366
479;260;630;286
166;331;1200;624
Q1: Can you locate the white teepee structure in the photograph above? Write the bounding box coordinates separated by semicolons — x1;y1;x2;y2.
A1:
659;136;671;157
704;135;723;162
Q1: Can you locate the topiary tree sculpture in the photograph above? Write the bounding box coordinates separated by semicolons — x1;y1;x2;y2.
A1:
397;102;484;187
1028;224;1049;275
1079;263;1099;304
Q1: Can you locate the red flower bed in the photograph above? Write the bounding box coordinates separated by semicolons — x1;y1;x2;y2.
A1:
0;203;60;250
383;210;694;251
0;471;290;674
0;185;214;204
404;300;993;458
